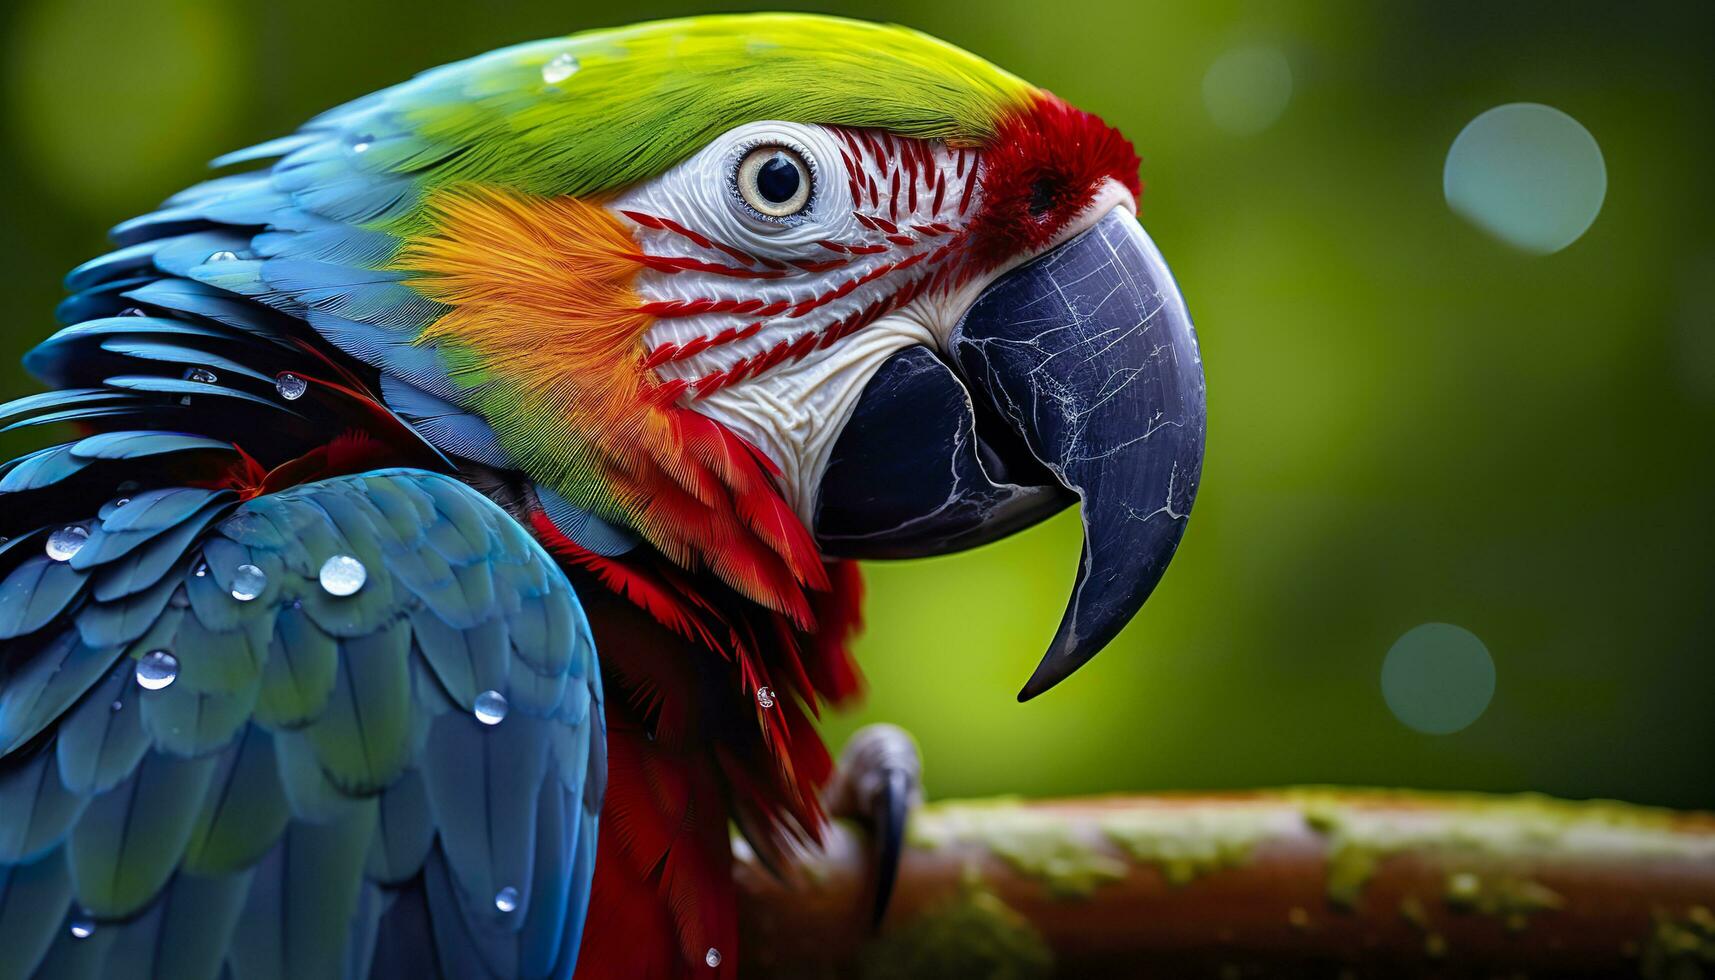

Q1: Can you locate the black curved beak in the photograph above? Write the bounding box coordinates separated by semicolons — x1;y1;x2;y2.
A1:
815;209;1206;700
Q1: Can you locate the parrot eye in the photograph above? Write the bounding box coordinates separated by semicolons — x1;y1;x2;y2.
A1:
736;144;813;219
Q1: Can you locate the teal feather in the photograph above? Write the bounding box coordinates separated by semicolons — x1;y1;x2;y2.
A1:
90;498;234;602
0;634;125;756
71;432;231;461
0;556;92;639
0;750;89;864
149;233;254;279
138;868;257;980
209;132;321;169
228;803;376;980
365;768;436;884
97;339;276;384
55;276;159;323
71;488;225;570
270;730;366;824
0;469;603;977
422;849;505;978
254;604;339;728
519;772;574;974
55;668;151;796
181;726;289;875
0;389;119;426
0;851;74;980
64;240;169;292
75;570;180;647
67;751;219;916
302;622;413;794
410;608;509;710
0;446;89;492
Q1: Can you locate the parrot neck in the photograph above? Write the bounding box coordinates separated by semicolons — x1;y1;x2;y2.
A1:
531;505;863;977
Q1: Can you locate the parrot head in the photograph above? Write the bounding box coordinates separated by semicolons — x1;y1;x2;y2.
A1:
181;13;1204;700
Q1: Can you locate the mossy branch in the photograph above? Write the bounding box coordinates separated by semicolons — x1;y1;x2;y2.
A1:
735;789;1715;978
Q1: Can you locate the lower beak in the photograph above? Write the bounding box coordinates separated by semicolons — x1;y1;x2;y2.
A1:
814;208;1207;700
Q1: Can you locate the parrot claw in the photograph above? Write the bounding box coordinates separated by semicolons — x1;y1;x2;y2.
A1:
824;724;923;930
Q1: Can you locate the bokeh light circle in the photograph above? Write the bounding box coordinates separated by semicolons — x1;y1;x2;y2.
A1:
1381;623;1495;735
1443;103;1606;254
1202;45;1293;136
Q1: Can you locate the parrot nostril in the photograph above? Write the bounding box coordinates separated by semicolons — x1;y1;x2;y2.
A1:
1028;176;1058;219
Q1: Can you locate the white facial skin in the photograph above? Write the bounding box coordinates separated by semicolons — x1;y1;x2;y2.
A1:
610;121;1134;522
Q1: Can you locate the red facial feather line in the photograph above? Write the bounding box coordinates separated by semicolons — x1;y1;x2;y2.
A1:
627;98;1139;399
627;126;981;390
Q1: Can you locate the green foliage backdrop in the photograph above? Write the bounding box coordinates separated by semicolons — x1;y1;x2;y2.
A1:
3;0;1710;808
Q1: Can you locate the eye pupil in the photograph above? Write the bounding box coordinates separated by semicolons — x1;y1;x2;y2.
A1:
755;154;802;204
737;144;812;218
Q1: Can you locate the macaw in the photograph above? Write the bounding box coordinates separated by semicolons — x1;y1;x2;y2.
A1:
0;13;1204;979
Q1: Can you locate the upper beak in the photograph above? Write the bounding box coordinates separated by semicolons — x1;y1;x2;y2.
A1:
813;208;1207;700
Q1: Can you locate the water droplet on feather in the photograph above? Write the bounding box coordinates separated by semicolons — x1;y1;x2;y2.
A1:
542;52;579;84
136;650;179;690
319;554;367;596
274;372;308;400
231;563;266;601
474;690;509;726
46;525;89;561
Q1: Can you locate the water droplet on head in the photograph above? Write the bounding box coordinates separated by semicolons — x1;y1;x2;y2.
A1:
46;525;89;562
319;555;367;596
69;914;95;940
206;250;239;263
350;133;374;153
542;52;580;85
110;700;124;712
186;367;219;384
474;690;509;726
494;886;519;913
274;372;308;401
230;563;266;601
705;948;722;968
112;497;131;509
755;686;776;709
194;561;208;578
120;307;147;317
135;650;179;691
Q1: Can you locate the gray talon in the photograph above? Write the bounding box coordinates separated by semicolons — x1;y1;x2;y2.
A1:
824;724;924;928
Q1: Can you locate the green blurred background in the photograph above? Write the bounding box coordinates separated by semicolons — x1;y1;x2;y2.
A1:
2;1;1711;809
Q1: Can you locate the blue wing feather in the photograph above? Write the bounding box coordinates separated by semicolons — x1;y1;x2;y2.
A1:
0;470;604;978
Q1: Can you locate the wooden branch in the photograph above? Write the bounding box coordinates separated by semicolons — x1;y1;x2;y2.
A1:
736;790;1715;978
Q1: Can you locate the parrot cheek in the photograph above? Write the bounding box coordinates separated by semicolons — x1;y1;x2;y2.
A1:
812;205;1208;700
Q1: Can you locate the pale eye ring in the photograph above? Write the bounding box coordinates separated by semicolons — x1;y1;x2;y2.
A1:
736;145;813;218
